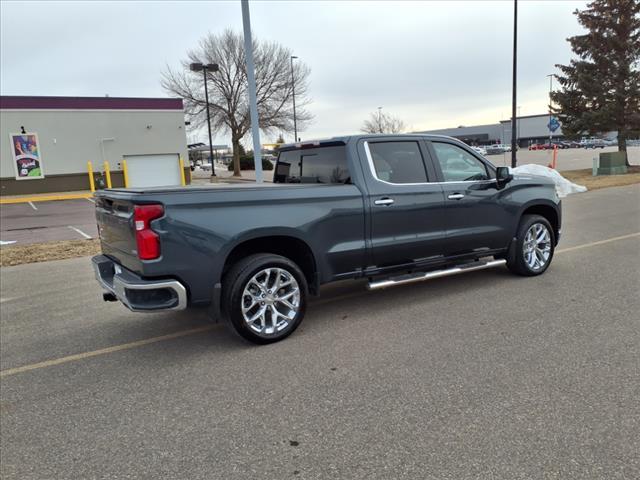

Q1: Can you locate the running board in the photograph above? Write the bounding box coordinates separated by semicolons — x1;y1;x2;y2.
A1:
367;259;507;290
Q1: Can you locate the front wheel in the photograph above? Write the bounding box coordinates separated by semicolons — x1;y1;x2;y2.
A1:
223;254;308;344
506;215;555;276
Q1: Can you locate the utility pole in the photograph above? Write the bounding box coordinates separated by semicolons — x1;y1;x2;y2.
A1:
241;0;263;183
510;0;518;168
378;106;383;133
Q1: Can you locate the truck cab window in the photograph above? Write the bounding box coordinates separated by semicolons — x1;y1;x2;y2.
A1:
275;146;350;184
368;141;428;184
432;142;491;182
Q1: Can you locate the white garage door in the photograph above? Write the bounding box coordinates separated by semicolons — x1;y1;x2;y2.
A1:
124;153;181;188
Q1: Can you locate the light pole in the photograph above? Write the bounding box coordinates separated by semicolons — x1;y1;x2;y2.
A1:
547;74;553;147
510;0;518;168
290;55;298;142
190;62;219;179
377;106;383;133
517;106;521;147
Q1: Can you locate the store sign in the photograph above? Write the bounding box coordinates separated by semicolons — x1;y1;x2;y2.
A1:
10;133;44;180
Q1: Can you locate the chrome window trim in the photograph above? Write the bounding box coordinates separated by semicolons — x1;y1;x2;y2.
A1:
363;141;495;187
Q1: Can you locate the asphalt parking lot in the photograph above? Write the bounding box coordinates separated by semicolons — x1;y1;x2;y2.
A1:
0;198;97;245
1;184;639;479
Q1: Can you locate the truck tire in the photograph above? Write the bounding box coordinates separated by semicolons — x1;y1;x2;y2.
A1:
506;214;555;276
223;254;308;344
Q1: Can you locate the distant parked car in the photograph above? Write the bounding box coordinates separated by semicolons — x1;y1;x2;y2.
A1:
561;141;581;148
583;139;606;149
471;146;488;155
529;143;545;151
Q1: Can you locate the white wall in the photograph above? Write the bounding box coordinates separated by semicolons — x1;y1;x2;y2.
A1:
0;109;188;178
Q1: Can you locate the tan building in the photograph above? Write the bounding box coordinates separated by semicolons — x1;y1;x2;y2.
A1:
1;96;190;195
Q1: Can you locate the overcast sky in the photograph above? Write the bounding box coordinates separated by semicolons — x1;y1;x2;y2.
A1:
1;0;587;145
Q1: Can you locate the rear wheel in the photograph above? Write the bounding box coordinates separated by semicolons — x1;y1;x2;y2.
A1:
506;215;555;276
223;254;307;344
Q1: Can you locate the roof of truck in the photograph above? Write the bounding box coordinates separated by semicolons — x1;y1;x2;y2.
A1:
279;133;457;150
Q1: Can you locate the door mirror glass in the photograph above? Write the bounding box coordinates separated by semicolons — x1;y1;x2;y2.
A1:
496;166;513;185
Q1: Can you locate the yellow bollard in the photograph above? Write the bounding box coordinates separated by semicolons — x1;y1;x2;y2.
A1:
122;160;130;188
179;156;186;186
87;161;95;192
103;161;112;188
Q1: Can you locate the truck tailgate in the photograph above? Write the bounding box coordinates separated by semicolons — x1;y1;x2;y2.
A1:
95;196;142;273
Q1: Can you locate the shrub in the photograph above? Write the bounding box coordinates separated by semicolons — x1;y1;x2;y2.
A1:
227;155;274;171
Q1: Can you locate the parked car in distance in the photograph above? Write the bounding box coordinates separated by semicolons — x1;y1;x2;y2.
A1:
529;143;545;151
92;134;562;344
485;144;511;155
471;145;488;155
583;139;606;149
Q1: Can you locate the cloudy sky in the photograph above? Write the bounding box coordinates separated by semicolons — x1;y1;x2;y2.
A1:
1;0;587;144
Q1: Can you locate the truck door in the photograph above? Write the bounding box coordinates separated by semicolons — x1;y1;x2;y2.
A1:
359;139;447;270
427;140;512;257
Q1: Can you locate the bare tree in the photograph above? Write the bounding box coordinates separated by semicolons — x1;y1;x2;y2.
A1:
361;110;407;134
162;29;312;176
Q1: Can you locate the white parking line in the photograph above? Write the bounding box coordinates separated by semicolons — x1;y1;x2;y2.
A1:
68;226;92;239
86;198;95;203
28;201;38;211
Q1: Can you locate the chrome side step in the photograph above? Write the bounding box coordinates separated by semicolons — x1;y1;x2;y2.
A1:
367;259;507;290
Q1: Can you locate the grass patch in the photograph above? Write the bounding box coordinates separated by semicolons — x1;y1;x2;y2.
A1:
0;239;100;267
562;166;640;191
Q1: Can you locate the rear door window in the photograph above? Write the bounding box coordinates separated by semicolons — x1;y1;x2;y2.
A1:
367;141;428;184
275;146;350;184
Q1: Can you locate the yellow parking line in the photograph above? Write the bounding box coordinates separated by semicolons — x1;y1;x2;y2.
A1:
0;193;93;204
1;232;638;379
0;325;215;379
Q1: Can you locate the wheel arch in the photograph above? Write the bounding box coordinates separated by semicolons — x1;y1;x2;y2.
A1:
222;234;319;295
520;202;560;244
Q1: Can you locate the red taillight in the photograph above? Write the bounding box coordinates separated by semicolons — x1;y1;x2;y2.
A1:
133;204;164;260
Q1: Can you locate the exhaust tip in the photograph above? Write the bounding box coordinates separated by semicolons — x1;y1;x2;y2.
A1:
103;292;118;302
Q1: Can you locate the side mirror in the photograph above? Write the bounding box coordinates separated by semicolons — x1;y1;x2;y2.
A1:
496;166;513;187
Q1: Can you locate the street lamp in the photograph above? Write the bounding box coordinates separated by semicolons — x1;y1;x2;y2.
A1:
290;55;298;142
190;62;219;179
378;106;383;133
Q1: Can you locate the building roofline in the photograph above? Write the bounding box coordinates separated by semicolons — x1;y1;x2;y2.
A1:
0;96;184;111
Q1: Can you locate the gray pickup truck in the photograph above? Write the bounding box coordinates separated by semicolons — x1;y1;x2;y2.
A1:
92;134;561;344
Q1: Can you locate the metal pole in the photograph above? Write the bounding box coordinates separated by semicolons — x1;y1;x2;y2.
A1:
547;74;553;147
291;56;298;142
203;68;216;177
241;0;263;183
378;106;383;133
510;0;518;168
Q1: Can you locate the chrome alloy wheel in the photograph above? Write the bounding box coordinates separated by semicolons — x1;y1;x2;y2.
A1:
241;268;301;337
523;223;551;271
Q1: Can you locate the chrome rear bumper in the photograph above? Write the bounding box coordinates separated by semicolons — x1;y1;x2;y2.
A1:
92;255;187;311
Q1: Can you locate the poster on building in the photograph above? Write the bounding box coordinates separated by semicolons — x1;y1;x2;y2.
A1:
10;133;44;180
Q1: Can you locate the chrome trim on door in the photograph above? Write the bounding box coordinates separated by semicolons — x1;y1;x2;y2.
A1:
447;193;465;200
374;198;395;206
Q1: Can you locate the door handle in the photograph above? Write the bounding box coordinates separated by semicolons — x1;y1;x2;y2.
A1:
374;197;395;206
448;193;465;200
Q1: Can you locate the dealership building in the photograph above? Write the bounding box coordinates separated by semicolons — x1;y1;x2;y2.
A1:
415;113;570;147
0;96;190;196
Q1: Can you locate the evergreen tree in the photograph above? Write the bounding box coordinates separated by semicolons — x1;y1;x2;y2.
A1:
551;0;640;164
